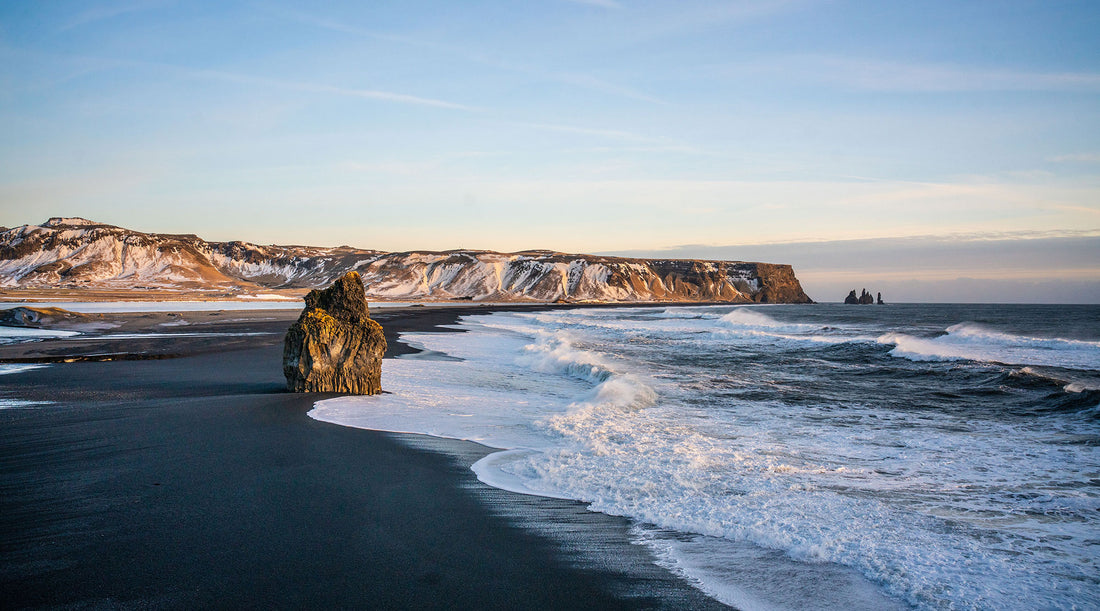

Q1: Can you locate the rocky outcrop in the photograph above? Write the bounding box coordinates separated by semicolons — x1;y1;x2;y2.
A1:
283;272;386;394
0;306;91;327
0;218;814;303
844;289;879;304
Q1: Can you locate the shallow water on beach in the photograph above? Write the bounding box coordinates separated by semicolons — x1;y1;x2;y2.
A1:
0;326;80;344
312;303;1100;610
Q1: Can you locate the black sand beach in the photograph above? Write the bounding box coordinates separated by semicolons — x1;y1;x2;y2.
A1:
0;306;727;609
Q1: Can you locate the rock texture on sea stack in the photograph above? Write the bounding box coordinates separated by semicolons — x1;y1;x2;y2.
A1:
844;289;879;305
283;271;386;394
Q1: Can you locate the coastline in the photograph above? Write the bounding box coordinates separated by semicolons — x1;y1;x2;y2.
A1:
0;304;727;609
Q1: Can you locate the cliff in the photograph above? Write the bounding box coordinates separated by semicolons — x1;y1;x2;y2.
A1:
0;218;813;303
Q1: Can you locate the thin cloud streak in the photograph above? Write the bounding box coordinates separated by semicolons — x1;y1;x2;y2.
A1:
58;0;171;32
258;6;436;49
183;67;478;110
34;52;479;111
657;228;1100;250
264;5;668;105
564;145;708;154
513;121;662;142
562;0;624;9
1051;153;1100;163
555;73;668;105
716;55;1100;93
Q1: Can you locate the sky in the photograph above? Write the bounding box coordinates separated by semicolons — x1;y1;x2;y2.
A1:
0;0;1098;302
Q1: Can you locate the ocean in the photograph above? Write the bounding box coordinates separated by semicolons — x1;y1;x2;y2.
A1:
312;303;1100;610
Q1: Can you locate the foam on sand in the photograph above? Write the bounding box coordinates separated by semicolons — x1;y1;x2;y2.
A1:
0;301;303;313
237;293;297;300
0;327;80;344
0;363;49;375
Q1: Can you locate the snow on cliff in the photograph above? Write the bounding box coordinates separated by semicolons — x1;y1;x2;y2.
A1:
0;218;813;303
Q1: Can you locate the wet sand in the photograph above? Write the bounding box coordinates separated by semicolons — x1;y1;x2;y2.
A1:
0;306;727;609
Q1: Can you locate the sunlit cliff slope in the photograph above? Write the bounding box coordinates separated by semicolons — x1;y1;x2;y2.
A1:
0;218;813;303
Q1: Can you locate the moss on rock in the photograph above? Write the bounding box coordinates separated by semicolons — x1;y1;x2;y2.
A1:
283;271;386;394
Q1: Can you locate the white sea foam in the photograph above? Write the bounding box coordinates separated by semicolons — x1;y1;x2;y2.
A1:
310;306;1100;610
657;307;722;320
711;308;874;346
82;332;275;339
0;326;80;344
879;322;1100;371
632;525;907;611
237;293;297;300
0;398;52;409
719;308;813;330
0;363;48;375
0;301;304;313
0;300;513;313
517;331;617;384
471;449;576;500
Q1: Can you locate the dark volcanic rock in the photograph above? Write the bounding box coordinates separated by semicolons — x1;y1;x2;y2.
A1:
283;271;386;394
844;288;882;305
0;306;90;327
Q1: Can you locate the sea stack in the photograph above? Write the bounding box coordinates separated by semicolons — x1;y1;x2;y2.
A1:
844;288;880;304
283;271;386;394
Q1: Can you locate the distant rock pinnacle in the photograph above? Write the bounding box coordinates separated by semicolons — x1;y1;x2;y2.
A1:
844;288;881;305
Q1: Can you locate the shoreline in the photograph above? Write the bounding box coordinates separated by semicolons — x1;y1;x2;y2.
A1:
0;304;728;609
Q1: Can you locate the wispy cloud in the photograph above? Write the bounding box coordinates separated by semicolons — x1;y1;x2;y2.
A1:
562;0;624;9
263;5;666;105
58;0;171;31
1050;153;1100;164
339;161;438;176
606;0;805;43
566;145;707;154
719;55;1100;93
258;6;431;49
46;53;478;111
198;70;478;110
320;84;475;110
554;73;667;104
514;121;660;142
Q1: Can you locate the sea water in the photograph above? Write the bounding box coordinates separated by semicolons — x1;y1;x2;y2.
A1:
310;304;1100;609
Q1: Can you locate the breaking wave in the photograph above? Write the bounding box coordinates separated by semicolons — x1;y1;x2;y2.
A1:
311;304;1100;610
879;322;1100;371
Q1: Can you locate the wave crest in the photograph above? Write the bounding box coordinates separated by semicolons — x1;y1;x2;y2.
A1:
878;323;1100;371
518;331;615;384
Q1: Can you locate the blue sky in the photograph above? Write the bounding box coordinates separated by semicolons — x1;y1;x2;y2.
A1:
1;1;1097;301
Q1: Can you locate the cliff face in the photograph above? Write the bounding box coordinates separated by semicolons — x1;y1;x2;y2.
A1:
350;251;811;303
0;218;380;290
0;218;813;303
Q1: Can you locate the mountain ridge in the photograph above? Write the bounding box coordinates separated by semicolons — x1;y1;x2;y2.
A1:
0;218;814;303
